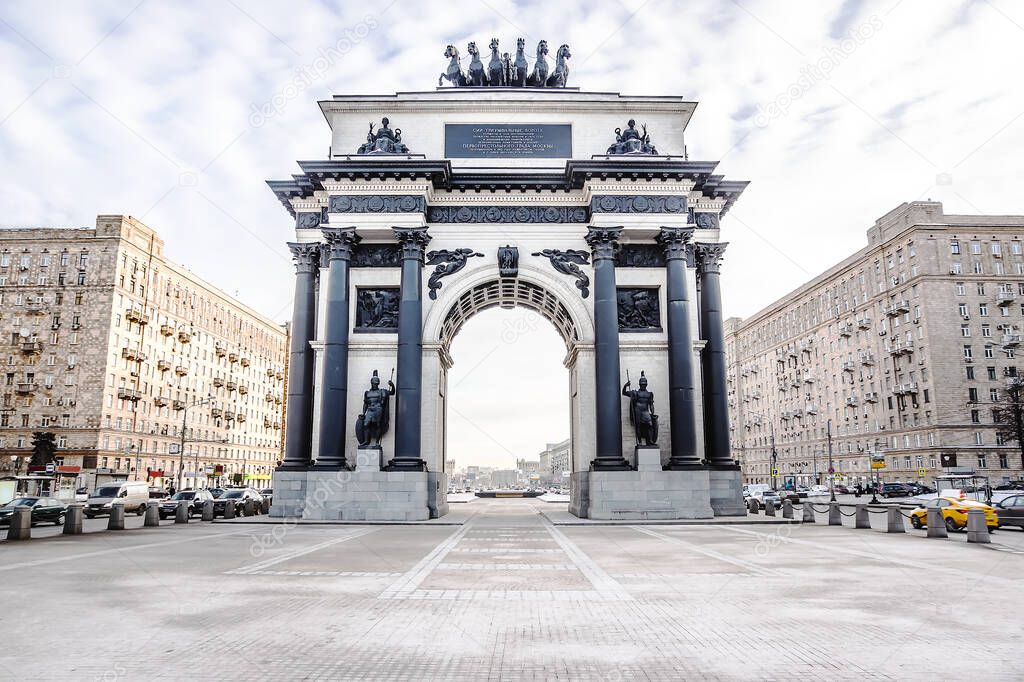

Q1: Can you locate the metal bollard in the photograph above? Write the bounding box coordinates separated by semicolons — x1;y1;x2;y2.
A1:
261;498;270;515
829;502;842;526
202;499;214;521
6;506;32;540
107;504;125;531
175;500;190;524
764;500;776;517
886;506;905;533
63;504;84;535
144;504;160;527
747;498;759;514
222;500;235;519
802;502;816;523
243;499;255;517
926;507;947;538
966;508;991;544
782;500;793;519
855;504;871;529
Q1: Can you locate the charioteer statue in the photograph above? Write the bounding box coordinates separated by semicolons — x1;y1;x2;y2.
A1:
355;370;396;447
356;117;410;154
606;119;658;155
622;371;659;446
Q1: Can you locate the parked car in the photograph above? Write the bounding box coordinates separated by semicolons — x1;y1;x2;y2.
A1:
85;480;150;518
208;488;225;499
148;487;170;500
744;485;782;510
212;487;263;516
0;497;67;526
259;488;273;505
909;497;999;532
834;484;852;494
75;487;89;502
994;481;1024;491
807;485;830;497
156;489;215;519
880;483;914;498
994;494;1024;530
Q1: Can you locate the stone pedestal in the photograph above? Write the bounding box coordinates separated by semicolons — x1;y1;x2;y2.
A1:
576;468;714;520
569;471;590;518
269;468;310;518
355;446;383;471
427;471;449;519
708;466;746;516
270;467;433;521
635;446;661;472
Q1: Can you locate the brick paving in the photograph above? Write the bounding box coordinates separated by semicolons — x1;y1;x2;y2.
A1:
1;498;1022;680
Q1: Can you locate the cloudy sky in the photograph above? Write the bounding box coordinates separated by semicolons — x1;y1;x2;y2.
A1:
3;0;1023;470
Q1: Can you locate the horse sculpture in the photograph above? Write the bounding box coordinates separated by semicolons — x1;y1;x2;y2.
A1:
546;44;571;87
438;44;465;87
466;41;486;86
527;40;549;87
487;38;504;86
513;37;529;87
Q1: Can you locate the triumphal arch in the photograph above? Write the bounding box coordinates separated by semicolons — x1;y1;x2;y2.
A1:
268;39;747;521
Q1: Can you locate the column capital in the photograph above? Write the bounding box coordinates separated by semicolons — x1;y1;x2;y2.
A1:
392;227;432;261
694;241;728;274
320;227;361;262
585;226;623;261
287;241;321;274
656;227;694;261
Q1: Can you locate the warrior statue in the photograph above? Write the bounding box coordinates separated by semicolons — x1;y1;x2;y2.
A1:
487;38;504;85
355;370;396;447
513;38;529;86
606;119;658;155
356;117;410;155
622;371;659;446
527;40;549;86
466;41;486;86
438;44;465;87
546;44;571;87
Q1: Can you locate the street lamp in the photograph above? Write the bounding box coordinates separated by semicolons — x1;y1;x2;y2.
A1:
868;446;883;504
827;419;836;502
176;395;215;491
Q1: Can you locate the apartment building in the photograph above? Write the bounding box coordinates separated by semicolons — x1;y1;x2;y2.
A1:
0;215;287;496
538;439;571;486
726;201;1024;488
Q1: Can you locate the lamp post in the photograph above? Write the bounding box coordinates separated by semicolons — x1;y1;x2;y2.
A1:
769;421;778;491
868;446;882;504
827;419;836;503
176;395;215;492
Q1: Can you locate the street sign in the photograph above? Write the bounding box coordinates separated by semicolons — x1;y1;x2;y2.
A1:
169;444;181;455
833;473;842;481
44;463;55;473
917;468;927;477
771;469;779;477
204;464;214;474
940;452;958;467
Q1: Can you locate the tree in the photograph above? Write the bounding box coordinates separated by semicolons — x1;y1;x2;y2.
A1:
29;431;57;467
992;378;1024;467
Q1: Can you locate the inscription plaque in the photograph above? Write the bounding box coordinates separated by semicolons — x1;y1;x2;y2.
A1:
444;123;572;158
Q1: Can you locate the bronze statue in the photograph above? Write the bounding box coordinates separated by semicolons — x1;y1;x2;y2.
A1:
356;117;410;155
513;38;529;86
466;41;486;86
439;44;465;87
355;370;395;447
487;38;504;85
528;40;549;86
546;44;571;87
606;119;658;155
623;371;658;446
425;248;484;300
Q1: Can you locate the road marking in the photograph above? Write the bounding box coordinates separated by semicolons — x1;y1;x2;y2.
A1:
228;527;377;575
436;563;576;571
630;526;785;577
544;522;632;600
379;525;471;599
0;528;254;572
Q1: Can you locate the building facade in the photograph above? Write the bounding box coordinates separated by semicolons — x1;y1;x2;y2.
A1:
727;201;1024;488
0;215;287;496
538;439;571;486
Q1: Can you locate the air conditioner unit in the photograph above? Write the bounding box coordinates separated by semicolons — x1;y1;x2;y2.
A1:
878;330;887;336
963;315;970;320
67;364;76;369
68;400;76;407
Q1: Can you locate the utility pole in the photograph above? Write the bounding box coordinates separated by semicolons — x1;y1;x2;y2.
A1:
770;421;778;491
177;395;214;491
827;419;836;502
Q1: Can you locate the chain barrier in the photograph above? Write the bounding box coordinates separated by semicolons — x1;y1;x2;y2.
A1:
838;509;857;517
810;504;831;513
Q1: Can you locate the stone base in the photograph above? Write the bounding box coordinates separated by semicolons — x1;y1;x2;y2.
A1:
427;471;450;519
570;468;714;520
269;468;432;521
708;466;747;517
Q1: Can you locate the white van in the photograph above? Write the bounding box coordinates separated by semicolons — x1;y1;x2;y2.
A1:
85;480;150;517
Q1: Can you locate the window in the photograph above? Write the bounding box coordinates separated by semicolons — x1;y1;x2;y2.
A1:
971;241;982;255
993;242;1002;256
971;409;980;423
959;303;969;316
980;304;989;316
79;253;88;268
982;324;992;337
966;366;975;380
952;262;963;274
978;283;987;296
975;432;984;445
964;345;973;360
1000;453;1009;468
988;366;997;380
956;283;966;295
978;454;987;468
985;345;994;358
951;240;961;254
991;387;1000;401
961;324;971;337
969;387;979;402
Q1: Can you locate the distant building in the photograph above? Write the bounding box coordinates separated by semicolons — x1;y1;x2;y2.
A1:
491;469;518;488
0;215;287;496
538;439;571;485
726;202;1024;488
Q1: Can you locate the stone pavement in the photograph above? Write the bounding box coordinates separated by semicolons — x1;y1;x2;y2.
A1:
1;498;1022;680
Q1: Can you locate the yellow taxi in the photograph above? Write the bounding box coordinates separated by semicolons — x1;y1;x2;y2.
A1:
909;496;999;532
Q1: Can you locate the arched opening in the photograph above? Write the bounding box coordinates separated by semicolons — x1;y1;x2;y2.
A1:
431;278;585;493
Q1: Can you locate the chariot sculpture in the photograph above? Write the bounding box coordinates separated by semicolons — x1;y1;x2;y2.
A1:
438;38;570;88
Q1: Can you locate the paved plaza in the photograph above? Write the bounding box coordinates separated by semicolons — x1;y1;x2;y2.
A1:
2;498;1023;680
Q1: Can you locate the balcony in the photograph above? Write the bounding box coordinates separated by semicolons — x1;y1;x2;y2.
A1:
125;308;149;325
228;352;239;364
214;345;227;358
786;348;797;358
20;340;43;354
236;413;246;423
781;411;792;420
804;404;818;415
266;368;275;378
749;391;762;400
275;370;284;381
272;421;281;430
265;392;275;402
838;324;852;337
15;382;38;395
223;411;236;421
845;396;859;407
240;357;250;367
172;400;186;411
883;300;911;317
177;330;192;344
857;318;871;330
211;408;223;418
842;361;856;372
117;388;141;402
274;396;282;405
893;382;919;395
213;376;225;388
157;359;171;372
153;396;168;407
997;291;1016;306
226;381;237;392
264;416;273;428
1002;334;1021;348
864;391;879;403
887;340;915;356
174;366;188;377
25;301;45;315
860;352;876;366
799;340;814;353
790;377;801;388
238;384;248;395
160;324;175;336
121;347;146;362
803;373;816;384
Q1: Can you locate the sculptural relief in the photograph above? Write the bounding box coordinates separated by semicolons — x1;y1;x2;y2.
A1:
355;288;399;330
617;287;661;330
436;38;570;88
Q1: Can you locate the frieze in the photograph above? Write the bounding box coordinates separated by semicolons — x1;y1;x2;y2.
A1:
328;195;425;214
355;288;400;332
351;243;401;268
532;249;591;298
295;211;323;229
617;287;661;331
694;212;720;230
426;249;484;300
590;195;688;214
615;244;666;268
426;205;589;223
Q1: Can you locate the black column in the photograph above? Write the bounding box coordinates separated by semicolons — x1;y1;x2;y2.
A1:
585;227;631;471
695;241;735;467
657;227;702;469
389;226;431;472
281;242;320;469
314;227;360;468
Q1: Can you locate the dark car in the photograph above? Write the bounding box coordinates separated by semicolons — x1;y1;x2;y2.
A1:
156;489;215;519
259;488;273;505
995;494;1024;529
208;488;225;499
776;489;801;503
834;484;852;494
880;483;914;498
994;481;1024;491
0;497;67;526
148;487;170;500
212;488;263;517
